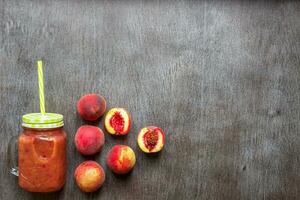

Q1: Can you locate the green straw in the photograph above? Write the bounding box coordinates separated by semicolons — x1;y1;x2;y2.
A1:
37;60;45;114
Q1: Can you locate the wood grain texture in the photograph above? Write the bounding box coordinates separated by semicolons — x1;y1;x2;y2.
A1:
1;0;300;199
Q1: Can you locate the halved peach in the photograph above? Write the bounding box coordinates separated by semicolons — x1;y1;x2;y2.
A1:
104;108;131;135
137;126;165;153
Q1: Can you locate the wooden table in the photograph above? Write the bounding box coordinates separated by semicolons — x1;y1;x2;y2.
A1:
1;1;300;199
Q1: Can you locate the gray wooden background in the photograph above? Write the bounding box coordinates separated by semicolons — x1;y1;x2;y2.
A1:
1;0;300;199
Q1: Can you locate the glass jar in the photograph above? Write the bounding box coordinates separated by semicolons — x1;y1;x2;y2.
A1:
8;113;67;192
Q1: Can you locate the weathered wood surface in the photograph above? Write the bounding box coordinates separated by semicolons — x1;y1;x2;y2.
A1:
1;0;300;199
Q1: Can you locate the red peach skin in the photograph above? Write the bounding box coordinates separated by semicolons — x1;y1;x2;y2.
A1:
77;94;106;121
75;125;105;155
106;145;136;174
74;161;105;192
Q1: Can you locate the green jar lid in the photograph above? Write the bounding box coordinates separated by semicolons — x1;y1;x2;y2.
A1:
22;113;64;128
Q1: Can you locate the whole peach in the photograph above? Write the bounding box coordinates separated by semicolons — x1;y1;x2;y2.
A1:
75;125;105;155
77;93;106;121
106;145;136;174
74;161;105;192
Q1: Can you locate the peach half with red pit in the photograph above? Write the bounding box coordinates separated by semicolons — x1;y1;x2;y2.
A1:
104;108;131;135
137;126;165;153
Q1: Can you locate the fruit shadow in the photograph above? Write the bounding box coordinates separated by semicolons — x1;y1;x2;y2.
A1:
109;134;128;142
112;170;133;181
145;151;162;159
82;184;104;198
82;117;103;127
80;150;103;160
135;146;162;160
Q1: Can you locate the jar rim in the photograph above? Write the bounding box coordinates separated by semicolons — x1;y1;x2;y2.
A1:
22;113;64;128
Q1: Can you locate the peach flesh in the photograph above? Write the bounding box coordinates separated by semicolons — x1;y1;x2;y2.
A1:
74;161;105;192
77;93;106;121
137;126;165;153
109;112;125;133
75;125;105;155
106;145;136;174
104;108;131;135
143;129;159;151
